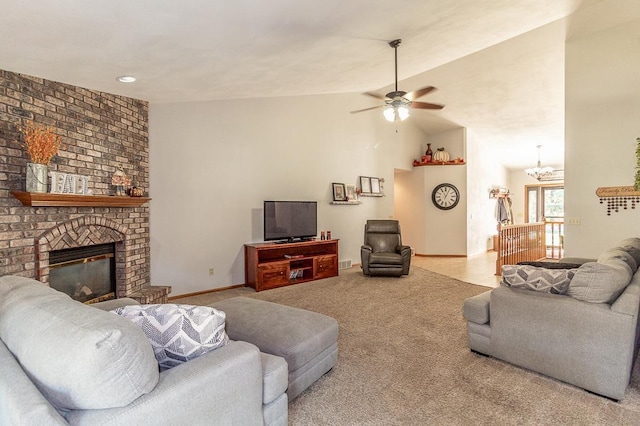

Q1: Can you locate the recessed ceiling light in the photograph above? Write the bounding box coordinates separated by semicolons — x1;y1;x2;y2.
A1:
116;75;136;83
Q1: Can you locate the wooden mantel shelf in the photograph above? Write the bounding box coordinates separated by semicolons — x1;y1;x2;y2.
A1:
10;191;151;207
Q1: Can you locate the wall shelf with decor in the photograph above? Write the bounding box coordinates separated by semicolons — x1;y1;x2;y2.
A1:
358;176;385;197
413;161;466;167
330;200;362;205
10;191;151;207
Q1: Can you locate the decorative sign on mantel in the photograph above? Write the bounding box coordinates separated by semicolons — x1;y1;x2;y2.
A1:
596;186;640;216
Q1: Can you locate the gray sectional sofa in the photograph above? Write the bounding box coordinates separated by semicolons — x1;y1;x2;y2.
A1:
463;238;640;400
0;275;338;425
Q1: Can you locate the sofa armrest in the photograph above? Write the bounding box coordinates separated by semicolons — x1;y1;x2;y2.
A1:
361;245;372;274
463;290;491;324
65;341;265;425
398;245;411;257
399;245;411;274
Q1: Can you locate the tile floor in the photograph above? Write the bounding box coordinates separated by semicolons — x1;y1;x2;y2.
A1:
412;251;501;288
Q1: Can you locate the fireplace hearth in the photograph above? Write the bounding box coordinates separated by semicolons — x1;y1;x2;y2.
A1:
49;243;116;304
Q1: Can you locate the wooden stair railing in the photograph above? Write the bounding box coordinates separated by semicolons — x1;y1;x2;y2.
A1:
495;222;546;275
545;220;564;260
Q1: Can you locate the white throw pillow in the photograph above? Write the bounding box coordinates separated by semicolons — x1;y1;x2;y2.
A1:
112;304;229;371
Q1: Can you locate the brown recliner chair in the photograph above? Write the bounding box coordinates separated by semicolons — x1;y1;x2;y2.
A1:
361;220;411;276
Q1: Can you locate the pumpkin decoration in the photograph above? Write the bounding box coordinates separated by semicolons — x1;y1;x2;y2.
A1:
433;147;450;163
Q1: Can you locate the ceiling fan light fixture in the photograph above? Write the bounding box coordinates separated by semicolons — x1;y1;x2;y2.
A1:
383;104;409;122
351;38;443;119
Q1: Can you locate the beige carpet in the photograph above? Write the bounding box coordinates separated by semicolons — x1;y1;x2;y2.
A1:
178;266;640;425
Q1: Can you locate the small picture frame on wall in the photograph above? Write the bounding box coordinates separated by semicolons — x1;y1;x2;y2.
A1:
332;183;346;201
345;184;357;201
360;176;371;193
371;177;381;194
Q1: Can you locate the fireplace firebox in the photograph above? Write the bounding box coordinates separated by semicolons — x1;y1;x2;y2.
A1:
49;243;116;304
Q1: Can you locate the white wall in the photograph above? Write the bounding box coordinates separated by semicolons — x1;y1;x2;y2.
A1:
149;93;425;295
466;129;509;254
395;127;510;256
394;128;467;255
394;168;426;253
564;17;640;257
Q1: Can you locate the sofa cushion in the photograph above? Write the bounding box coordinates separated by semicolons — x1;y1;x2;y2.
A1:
0;275;159;411
112;304;229;371
369;252;403;265
517;261;584;269
501;264;577;294
598;248;638;273
567;261;633;304
618;237;640;251
617;237;640;266
211;297;338;372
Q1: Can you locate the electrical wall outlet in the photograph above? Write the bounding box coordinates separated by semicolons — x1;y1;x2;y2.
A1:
209;268;215;276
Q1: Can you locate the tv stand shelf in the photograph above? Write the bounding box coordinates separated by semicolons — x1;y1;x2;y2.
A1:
244;239;339;291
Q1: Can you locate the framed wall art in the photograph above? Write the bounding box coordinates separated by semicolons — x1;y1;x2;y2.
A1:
345;184;358;201
360;176;371;193
370;177;381;194
332;183;346;201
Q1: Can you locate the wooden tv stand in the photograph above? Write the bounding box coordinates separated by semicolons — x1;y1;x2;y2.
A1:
244;239;339;291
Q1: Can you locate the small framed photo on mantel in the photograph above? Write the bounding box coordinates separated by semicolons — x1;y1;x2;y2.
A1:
360;176;371;194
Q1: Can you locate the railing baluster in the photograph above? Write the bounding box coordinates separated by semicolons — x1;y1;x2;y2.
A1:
495;222;548;275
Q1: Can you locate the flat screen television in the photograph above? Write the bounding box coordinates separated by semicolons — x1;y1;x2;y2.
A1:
264;201;317;242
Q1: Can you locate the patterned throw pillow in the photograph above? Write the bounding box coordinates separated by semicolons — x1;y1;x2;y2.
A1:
501;264;578;295
112;304;229;371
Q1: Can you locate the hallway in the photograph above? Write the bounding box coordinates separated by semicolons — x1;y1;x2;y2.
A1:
412;251;500;288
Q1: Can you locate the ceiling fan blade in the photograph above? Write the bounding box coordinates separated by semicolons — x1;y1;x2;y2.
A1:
411;101;444;110
363;92;387;100
350;105;384;114
405;86;436;101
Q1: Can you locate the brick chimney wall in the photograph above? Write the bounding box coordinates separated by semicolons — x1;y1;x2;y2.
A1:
0;69;166;302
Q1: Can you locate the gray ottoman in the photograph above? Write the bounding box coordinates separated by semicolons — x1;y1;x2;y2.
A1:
212;297;338;400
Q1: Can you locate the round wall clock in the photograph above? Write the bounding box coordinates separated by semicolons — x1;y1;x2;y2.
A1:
431;183;460;210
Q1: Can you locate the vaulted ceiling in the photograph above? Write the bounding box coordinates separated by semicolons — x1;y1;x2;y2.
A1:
2;0;634;170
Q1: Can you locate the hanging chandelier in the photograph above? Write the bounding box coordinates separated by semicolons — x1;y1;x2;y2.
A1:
525;145;555;181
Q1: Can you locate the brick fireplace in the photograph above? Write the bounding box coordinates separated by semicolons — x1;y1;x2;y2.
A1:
0;70;170;304
35;215;169;303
